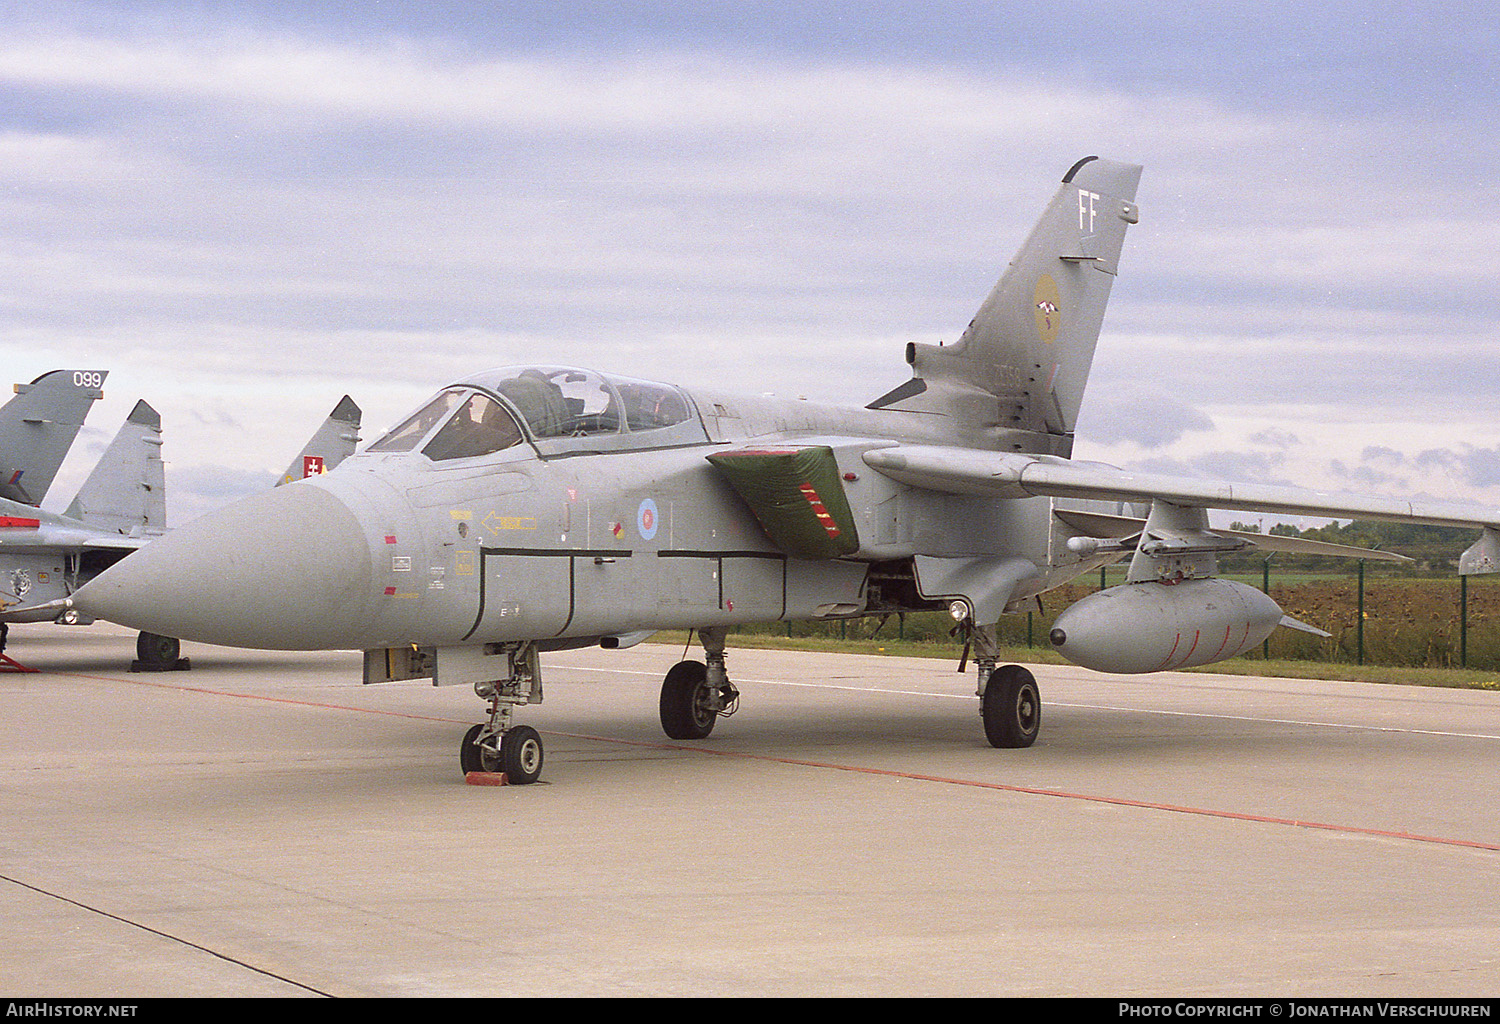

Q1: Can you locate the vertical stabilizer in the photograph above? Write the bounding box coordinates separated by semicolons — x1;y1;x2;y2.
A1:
278;396;362;485
878;158;1141;456
63;400;166;537
0;370;108;505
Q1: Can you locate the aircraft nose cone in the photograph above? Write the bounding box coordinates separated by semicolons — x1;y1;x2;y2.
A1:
74;482;376;649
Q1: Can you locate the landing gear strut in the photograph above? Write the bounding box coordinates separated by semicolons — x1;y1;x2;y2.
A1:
660;626;739;740
461;642;544;784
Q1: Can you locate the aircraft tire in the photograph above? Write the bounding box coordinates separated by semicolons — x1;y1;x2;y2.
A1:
136;631;180;666
982;665;1040;749
500;725;544;785
660;660;715;740
460;723;496;775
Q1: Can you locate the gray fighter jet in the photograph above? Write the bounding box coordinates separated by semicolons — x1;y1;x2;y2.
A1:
2;394;362;666
71;157;1500;783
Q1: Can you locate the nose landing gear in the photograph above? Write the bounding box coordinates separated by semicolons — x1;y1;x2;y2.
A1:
461;642;545;784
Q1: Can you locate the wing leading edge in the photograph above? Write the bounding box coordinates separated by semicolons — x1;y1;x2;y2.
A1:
863;446;1500;531
862;445;1500;575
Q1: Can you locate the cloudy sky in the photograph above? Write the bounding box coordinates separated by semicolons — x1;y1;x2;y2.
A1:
2;0;1497;526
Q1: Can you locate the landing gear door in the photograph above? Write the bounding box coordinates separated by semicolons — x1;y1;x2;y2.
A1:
364;645;435;684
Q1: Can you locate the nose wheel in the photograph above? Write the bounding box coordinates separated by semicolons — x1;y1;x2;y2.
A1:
461;723;543;785
461;642;544;784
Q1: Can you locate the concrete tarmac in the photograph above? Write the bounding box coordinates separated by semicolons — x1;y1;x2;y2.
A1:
3;623;1500;997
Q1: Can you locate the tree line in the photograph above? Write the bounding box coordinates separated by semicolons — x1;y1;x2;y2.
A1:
1220;520;1473;575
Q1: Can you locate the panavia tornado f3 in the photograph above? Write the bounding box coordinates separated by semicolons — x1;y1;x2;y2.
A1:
70;157;1500;783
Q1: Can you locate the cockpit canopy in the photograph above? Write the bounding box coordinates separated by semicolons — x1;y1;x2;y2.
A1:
366;366;707;461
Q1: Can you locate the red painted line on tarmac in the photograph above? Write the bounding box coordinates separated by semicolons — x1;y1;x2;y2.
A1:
532;728;1500;854
54;669;463;725
55;668;1500;853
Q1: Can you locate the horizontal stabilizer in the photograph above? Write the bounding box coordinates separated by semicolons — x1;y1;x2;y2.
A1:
1459;527;1500;576
0;495;147;553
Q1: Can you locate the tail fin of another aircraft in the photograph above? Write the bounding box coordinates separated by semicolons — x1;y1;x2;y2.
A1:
0;369;108;505
871;157;1142;457
63;400;167;538
277;396;362;485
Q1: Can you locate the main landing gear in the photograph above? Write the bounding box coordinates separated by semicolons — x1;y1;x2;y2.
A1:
461;642;545;784
968;622;1041;748
980;664;1041;747
651;621;1038;749
659;626;740;740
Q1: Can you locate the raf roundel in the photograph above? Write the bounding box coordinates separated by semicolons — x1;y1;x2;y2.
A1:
636;498;659;541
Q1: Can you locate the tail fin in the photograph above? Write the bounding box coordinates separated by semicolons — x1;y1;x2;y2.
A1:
277;396;362;485
63;400;166;537
875;157;1141;457
0;369;108;505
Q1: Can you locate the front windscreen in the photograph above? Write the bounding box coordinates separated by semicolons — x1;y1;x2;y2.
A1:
422;393;523;461
366;389;465;453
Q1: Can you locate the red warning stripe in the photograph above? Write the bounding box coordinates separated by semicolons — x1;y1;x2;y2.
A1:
0;516;40;528
797;482;841;539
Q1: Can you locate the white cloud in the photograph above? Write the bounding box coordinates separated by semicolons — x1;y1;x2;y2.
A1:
1073;390;1215;449
2;16;1498;525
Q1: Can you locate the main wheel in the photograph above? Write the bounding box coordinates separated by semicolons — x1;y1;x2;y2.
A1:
982;665;1041;748
500;725;544;785
137;631;180;666
660;660;716;740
